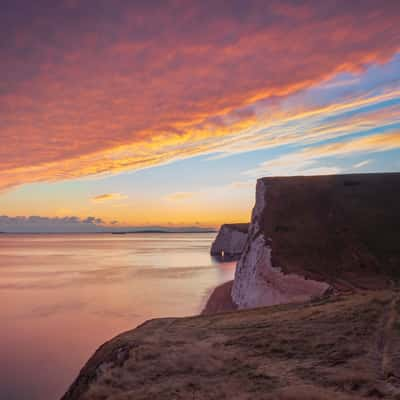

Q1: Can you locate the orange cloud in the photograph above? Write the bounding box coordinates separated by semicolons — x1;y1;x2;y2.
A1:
91;193;127;203
0;86;399;192
246;131;400;177
0;1;399;189
304;131;400;159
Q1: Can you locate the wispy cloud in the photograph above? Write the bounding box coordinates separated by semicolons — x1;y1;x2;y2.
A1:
245;131;400;177
91;193;127;203
353;160;372;169
301;131;400;159
1;84;399;192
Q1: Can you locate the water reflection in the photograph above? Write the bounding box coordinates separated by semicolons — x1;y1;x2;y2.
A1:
0;233;235;400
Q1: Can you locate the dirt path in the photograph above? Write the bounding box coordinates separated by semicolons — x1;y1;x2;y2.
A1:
381;296;398;378
373;293;400;397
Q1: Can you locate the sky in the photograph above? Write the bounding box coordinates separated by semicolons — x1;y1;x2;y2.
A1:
0;0;400;231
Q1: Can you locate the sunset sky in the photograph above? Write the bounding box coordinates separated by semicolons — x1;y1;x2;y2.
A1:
1;0;400;231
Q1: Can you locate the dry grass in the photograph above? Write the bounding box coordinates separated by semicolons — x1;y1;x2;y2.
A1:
266;385;364;400
62;291;400;399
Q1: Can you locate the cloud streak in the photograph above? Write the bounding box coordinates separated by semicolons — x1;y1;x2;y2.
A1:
91;193;127;203
353;160;372;169
0;1;399;189
245;131;400;177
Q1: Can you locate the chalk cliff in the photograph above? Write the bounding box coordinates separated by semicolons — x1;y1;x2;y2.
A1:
210;223;249;259
232;173;400;309
232;179;330;309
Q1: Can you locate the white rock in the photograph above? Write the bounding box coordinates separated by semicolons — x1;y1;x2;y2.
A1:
211;225;248;256
231;179;330;309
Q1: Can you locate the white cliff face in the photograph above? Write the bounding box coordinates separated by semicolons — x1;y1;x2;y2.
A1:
231;179;330;309
211;225;248;256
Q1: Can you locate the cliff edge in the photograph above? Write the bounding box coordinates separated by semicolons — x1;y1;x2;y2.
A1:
232;173;400;309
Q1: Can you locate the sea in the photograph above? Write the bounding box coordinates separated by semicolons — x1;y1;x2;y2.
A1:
0;233;235;400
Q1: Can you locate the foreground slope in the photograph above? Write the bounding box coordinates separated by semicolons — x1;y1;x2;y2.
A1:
63;291;400;399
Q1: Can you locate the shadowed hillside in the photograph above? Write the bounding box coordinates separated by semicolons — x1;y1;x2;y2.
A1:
260;173;400;289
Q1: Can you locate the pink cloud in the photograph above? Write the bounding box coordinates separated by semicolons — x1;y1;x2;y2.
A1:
0;1;399;189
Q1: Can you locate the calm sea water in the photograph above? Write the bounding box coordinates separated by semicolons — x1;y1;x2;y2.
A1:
0;233;235;400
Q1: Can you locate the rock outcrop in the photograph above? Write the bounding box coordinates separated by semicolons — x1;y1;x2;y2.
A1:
201;280;237;315
232;179;330;309
210;223;249;259
232;173;400;309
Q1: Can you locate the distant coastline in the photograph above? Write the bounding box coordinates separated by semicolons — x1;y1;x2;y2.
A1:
0;229;217;235
111;230;217;234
